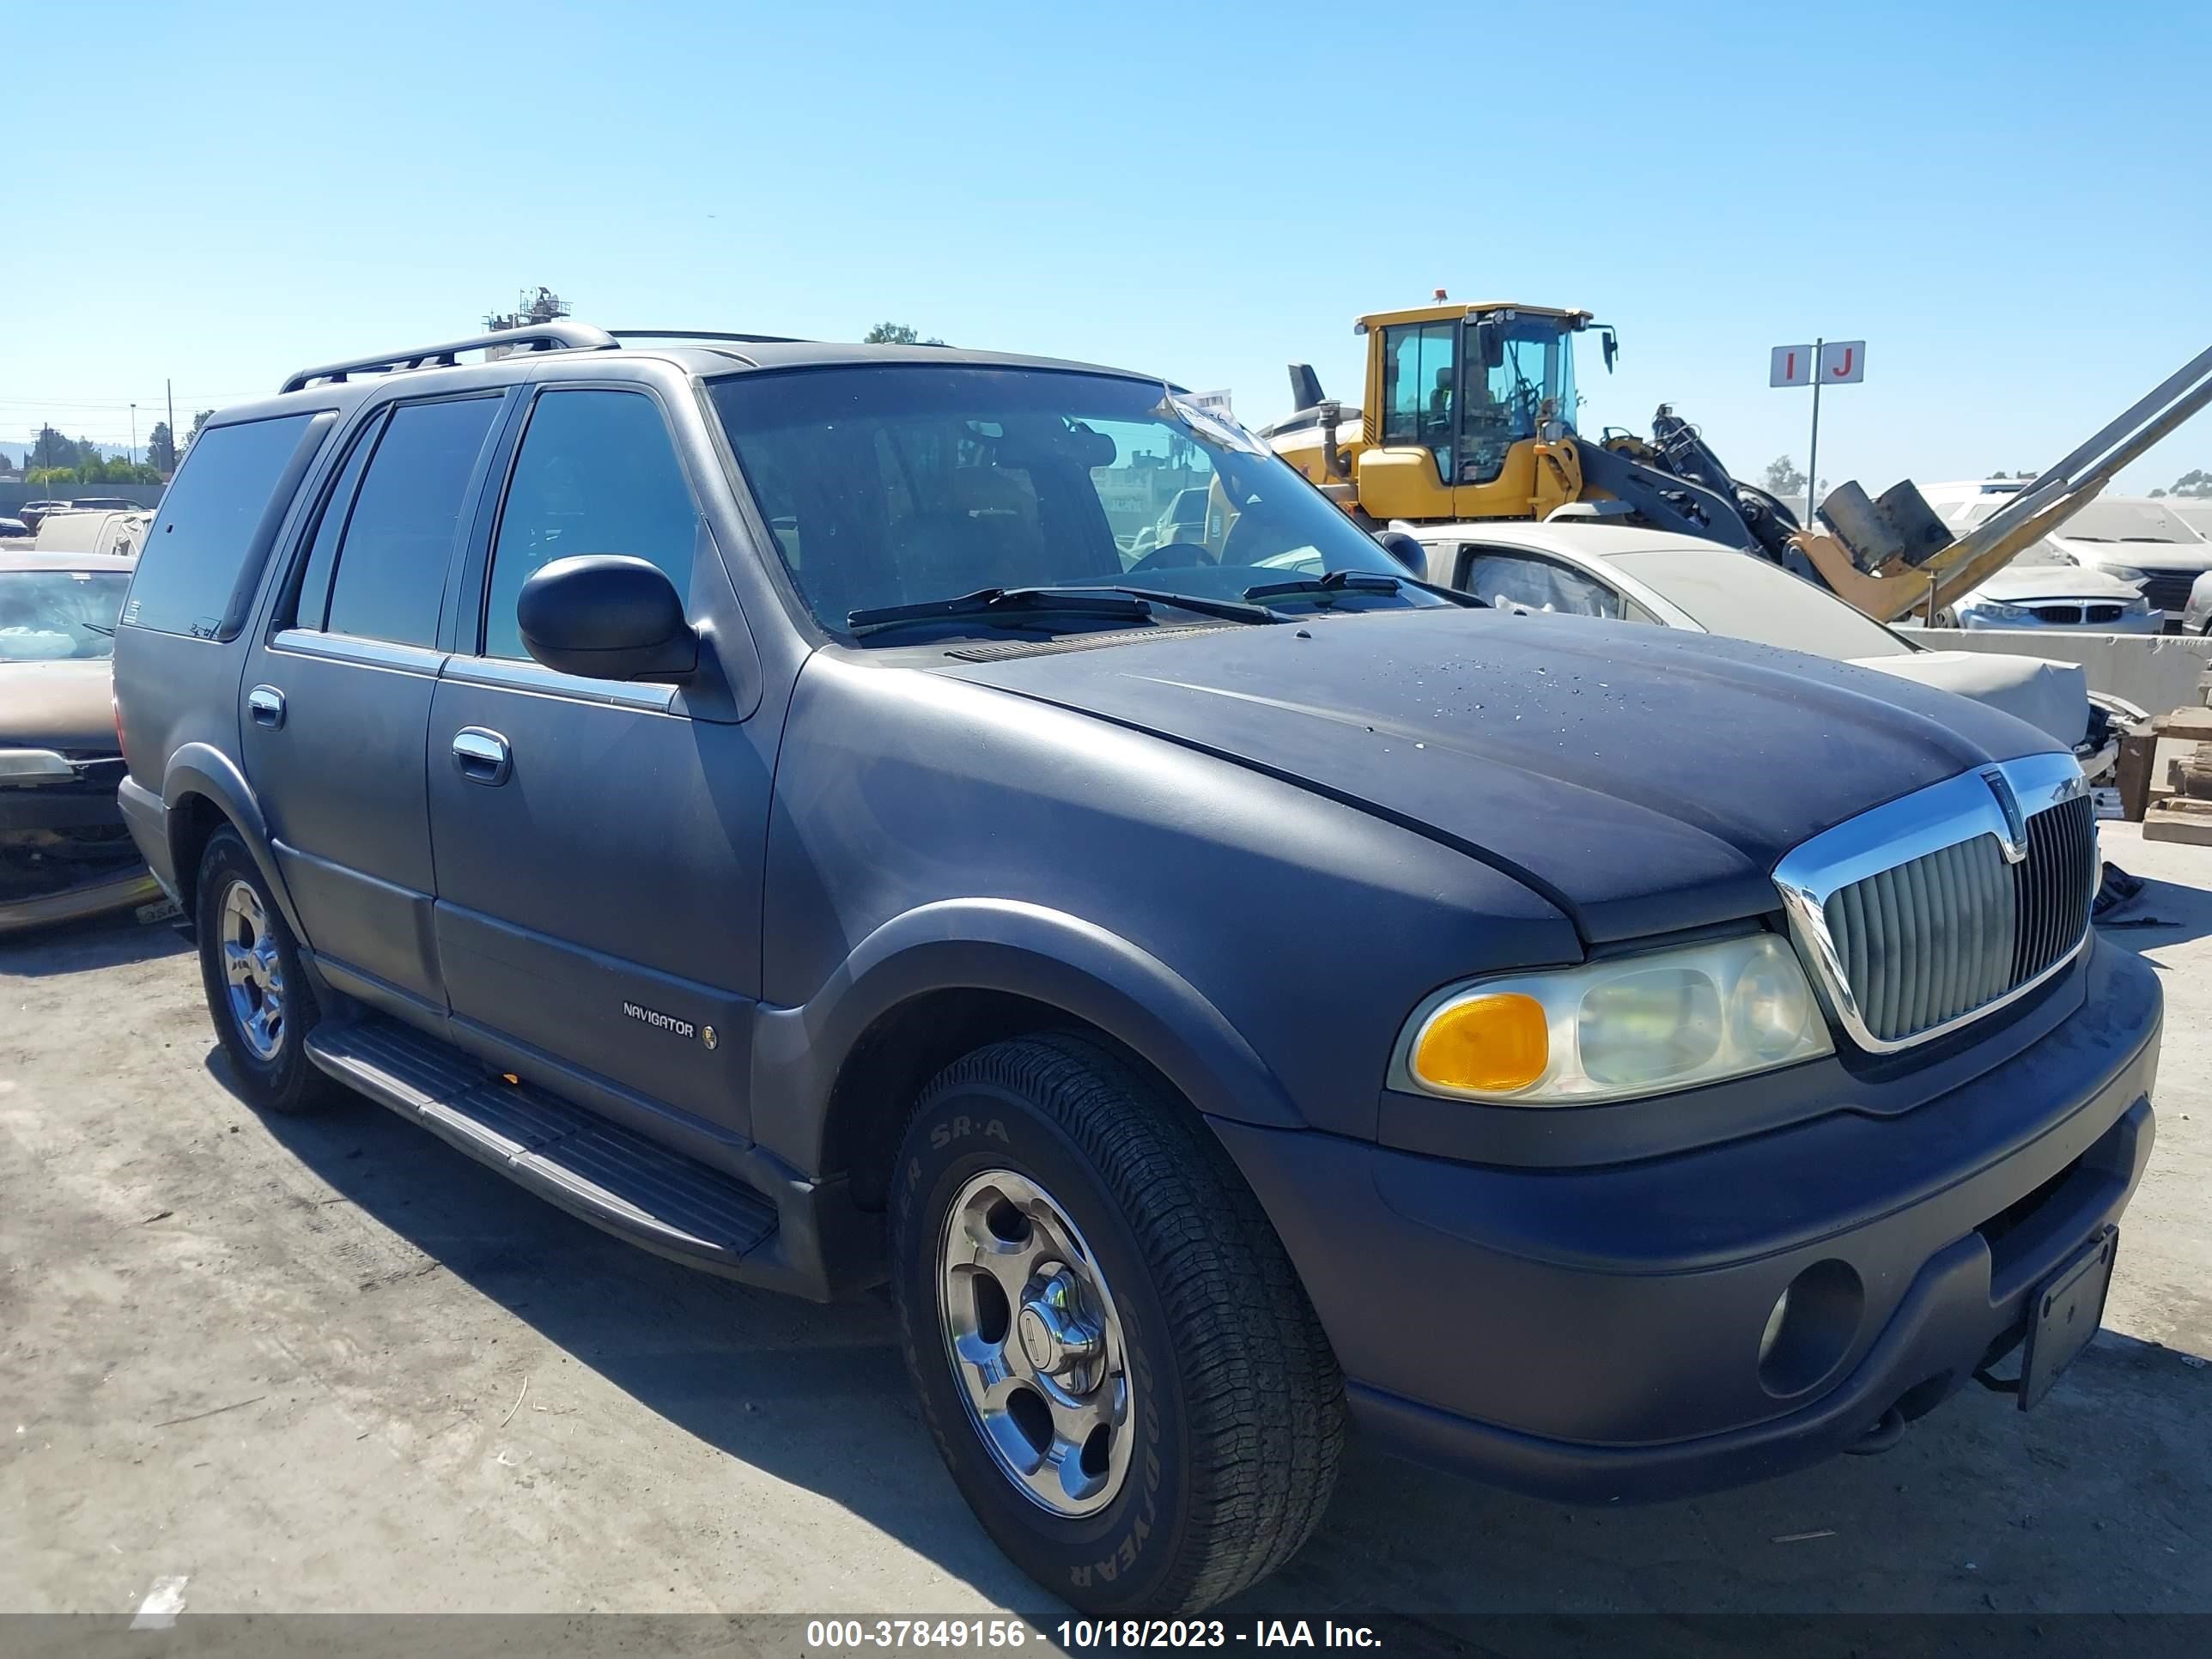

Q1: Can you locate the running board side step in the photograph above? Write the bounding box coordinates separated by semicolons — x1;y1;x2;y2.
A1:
306;1015;781;1275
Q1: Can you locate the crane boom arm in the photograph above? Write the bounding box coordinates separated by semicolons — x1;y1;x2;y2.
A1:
1789;343;2212;622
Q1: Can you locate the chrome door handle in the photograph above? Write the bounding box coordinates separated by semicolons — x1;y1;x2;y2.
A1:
247;684;286;728
451;727;512;786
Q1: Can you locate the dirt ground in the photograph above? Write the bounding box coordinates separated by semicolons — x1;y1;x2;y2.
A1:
3;825;2209;1632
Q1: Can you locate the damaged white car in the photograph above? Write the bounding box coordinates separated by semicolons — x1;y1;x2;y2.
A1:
1401;520;2139;779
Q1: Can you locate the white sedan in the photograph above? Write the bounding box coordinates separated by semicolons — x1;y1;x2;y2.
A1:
1400;520;2136;775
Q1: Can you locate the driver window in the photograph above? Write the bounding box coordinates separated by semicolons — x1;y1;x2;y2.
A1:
1456;547;1626;619
483;390;698;661
1380;322;1455;483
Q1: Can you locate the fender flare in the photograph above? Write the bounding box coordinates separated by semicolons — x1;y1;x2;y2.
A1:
160;743;308;940
750;897;1306;1173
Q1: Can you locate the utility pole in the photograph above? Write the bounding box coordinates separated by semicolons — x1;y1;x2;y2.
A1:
167;380;175;471
130;404;138;465
1805;338;1822;526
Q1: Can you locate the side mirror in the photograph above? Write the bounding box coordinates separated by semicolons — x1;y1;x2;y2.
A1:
1372;529;1427;576
1474;320;1504;369
517;555;698;681
1601;327;1619;374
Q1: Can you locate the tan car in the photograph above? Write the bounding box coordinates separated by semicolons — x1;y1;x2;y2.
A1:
1;551;163;933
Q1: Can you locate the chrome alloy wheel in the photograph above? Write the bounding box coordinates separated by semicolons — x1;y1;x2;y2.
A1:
219;879;286;1060
937;1169;1133;1517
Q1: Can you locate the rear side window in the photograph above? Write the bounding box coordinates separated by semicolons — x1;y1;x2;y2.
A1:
123;412;319;638
322;397;502;648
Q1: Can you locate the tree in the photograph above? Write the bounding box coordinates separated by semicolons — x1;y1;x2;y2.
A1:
2171;469;2212;497
22;455;161;487
146;421;178;473
31;424;79;470
1763;455;1806;498
184;410;215;452
863;320;945;346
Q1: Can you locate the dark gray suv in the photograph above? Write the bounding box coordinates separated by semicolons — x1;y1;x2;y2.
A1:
112;323;2160;1613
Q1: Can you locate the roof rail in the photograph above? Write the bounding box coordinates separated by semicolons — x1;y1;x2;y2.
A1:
279;321;618;394
608;330;807;345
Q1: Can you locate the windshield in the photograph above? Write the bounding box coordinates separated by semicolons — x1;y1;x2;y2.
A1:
1463;315;1577;485
2056;501;2206;544
0;568;132;661
1607;549;1913;659
710;367;1431;635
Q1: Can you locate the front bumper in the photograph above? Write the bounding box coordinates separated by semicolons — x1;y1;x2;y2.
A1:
0;865;164;936
1;756;159;935
1216;936;2160;1504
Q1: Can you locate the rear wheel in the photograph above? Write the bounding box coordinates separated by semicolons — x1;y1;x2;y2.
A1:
196;828;336;1115
890;1032;1346;1614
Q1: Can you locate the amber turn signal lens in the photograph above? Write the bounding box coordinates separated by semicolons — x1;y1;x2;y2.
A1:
1413;993;1549;1094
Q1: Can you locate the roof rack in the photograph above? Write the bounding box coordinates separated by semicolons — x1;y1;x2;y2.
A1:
609;329;807;345
279;321;618;394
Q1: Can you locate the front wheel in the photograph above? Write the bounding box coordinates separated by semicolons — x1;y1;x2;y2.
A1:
890;1033;1346;1614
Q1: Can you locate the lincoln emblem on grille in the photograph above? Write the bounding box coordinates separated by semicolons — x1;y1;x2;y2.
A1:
1981;767;2029;863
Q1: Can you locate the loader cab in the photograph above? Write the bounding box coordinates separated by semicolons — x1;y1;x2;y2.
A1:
1356;302;1602;523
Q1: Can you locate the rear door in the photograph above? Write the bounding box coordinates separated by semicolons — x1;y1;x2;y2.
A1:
240;392;510;1015
424;381;767;1136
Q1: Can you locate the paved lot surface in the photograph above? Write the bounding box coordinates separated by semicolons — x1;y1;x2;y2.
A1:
3;827;2209;1627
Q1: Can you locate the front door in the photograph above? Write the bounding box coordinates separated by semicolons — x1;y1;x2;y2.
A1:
240;392;508;1013
424;385;767;1137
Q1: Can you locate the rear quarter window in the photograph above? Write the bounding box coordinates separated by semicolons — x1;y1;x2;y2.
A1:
123;411;324;639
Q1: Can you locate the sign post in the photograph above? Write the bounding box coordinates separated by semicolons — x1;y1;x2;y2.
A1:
1770;339;1864;523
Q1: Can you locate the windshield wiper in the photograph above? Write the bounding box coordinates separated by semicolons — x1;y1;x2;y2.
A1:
1242;569;1487;608
1041;584;1285;626
849;586;1152;637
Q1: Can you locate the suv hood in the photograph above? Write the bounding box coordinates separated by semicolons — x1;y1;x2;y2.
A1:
942;609;2057;942
0;659;118;753
2052;536;2212;576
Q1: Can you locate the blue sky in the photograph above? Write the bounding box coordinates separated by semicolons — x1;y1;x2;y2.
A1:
11;0;2209;495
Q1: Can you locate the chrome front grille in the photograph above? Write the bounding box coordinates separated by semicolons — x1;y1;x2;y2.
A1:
1774;754;2094;1052
2012;793;2099;983
2137;569;2195;613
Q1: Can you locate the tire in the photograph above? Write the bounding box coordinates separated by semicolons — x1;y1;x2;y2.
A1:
196;827;337;1115
890;1032;1346;1614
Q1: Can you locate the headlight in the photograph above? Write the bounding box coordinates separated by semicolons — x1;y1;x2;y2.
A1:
2100;564;2148;583
1395;934;1832;1105
1960;599;2034;622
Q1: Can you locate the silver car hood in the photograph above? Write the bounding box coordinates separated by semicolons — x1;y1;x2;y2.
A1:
1969;563;2151;603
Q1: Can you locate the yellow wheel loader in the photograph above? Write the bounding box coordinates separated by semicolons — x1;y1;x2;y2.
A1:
1269;297;2212;624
